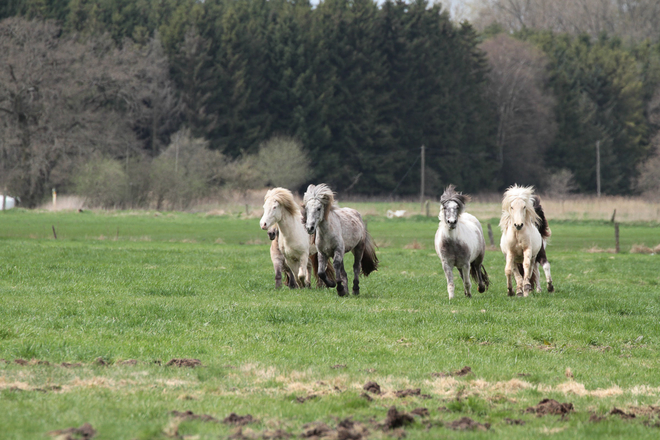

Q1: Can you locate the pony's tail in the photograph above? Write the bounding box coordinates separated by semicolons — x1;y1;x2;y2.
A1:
532;196;551;239
470;264;490;291
361;231;379;276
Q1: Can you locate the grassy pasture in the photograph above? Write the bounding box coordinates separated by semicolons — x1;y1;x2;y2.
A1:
1;208;660;439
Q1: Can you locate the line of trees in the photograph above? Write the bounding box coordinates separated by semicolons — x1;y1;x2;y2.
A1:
1;0;660;207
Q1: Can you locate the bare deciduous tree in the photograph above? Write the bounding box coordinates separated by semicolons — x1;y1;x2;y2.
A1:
475;0;660;42
0;17;181;206
481;34;556;187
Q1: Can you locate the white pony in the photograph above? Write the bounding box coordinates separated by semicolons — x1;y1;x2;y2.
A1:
267;225;296;289
303;184;378;296
434;185;489;299
260;188;311;288
499;185;544;297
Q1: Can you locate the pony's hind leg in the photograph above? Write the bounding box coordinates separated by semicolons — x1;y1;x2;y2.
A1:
504;253;516;296
459;264;472;298
538;253;554;292
442;260;456;299
332;250;348;297
351;243;365;296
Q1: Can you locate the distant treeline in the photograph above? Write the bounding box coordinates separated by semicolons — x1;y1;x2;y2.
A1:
1;0;660;207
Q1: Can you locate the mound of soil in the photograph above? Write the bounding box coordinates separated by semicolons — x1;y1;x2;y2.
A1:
47;422;96;439
118;359;138;366
432;366;472;378
410;408;429;417
171;410;218;423
60;362;83;368
610;408;635;419
383;406;415;430
301;422;332;438
504;418;525;425
166;358;202;368
589;413;606;423
446;417;490;431
360;393;373;402
525;399;574;416
296;394;318;403
223;413;255;426
93;358;108;366
395;388;420;397
363;381;381;395
14;359;29;365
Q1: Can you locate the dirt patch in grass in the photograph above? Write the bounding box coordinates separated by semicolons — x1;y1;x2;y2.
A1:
223;413;255;426
431;366;472;378
503;418;525;425
383;406;415;430
410;408;429;417
171;410;218;422
331;364;347;369
47;423;96;439
166;358;202;368
118;359;138;366
60;362;83;368
363;381;381;395
446;417;490;431
610;408;636;419
525;399;574;416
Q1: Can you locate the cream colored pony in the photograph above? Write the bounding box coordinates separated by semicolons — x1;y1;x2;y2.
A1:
260;188;311;288
499;185;543;297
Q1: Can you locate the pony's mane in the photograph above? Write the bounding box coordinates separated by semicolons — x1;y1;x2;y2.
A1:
303;184;337;220
440;184;470;215
499;185;541;230
264;187;301;217
532;195;551;239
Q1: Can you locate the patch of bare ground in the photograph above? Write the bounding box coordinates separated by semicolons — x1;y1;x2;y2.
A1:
171;410;219;422
525;399;574;417
299;418;369;440
296;394;318;403
223;413;256;426
504;418;525;425
382;406;415;430
431;366;472;378
446;417;490;431
47;423;96;440
118;359;138;366
394;388;432;399
166;358;202;368
610;408;636;419
410;408;429;417
362;381;381;395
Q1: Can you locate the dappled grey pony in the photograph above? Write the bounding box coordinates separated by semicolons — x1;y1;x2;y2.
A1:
434;185;489;299
303;184;378;296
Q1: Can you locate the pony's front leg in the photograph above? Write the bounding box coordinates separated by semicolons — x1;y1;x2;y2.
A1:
317;252;336;288
442;260;455;299
333;250;348;297
274;263;283;289
298;253;311;288
504;253;515;296
459;264;472;298
513;263;524;296
522;249;534;297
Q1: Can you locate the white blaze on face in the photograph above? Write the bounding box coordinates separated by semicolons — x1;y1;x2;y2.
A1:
444;201;459;228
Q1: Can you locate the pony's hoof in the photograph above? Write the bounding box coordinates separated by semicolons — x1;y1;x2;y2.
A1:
352;289;360;296
337;285;347;297
464;291;472;298
516;292;523;297
547;283;555;293
524;283;532;295
507;289;515;297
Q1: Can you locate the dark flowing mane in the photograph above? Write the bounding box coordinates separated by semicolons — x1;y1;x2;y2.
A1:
440;184;470;215
532;195;551;239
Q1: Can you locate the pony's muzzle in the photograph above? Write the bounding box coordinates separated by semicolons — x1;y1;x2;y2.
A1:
448;220;457;229
306;226;315;235
260;222;269;230
514;223;523;230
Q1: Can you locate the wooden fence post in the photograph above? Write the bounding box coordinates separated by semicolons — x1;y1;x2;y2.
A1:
614;222;620;254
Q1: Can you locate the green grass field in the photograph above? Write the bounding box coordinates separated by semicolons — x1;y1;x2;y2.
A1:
1;209;660;439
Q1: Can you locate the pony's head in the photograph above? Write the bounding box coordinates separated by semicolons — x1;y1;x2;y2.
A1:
260;187;300;230
439;185;469;230
500;185;540;232
267;224;279;241
302;183;335;235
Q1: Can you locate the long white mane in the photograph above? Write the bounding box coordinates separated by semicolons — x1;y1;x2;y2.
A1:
264;187;302;221
499;185;541;231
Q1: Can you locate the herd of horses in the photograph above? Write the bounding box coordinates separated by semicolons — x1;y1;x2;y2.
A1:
259;183;554;298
